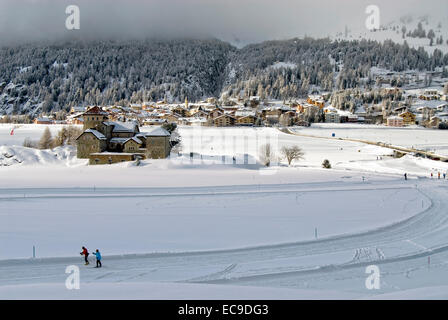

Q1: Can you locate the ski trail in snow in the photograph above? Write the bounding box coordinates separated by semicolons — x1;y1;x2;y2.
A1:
405;239;431;252
187;263;238;282
94;272;115;280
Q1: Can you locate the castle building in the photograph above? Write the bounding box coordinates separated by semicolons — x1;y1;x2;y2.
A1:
76;106;172;165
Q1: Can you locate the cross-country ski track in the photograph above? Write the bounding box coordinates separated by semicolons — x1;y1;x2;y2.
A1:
1;179;448;298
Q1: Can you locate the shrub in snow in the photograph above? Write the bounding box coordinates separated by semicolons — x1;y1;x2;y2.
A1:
259;143;275;167
322;159;331;169
23;137;37;148
439;123;448;130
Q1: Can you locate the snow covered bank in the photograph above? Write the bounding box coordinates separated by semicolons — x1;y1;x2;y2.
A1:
0;145;83;167
0;281;357;300
367;286;448;300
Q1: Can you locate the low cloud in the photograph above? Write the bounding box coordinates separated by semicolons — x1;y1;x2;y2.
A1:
0;0;446;46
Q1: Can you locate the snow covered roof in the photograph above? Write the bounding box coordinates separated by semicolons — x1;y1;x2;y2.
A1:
187;117;207;122
235;110;256;117
104;121;139;133
83;129;106;140
83;106;109;116
144;118;167;123
35;117;52;122
355;106;366;114
71;106;86;112
142;127;170;137
387;116;403;120
109;137;128;144
214;114;236;120
129;137;142;145
110;136;143;145
324;106;337;112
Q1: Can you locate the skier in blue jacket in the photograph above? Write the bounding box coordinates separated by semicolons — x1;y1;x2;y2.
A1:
93;249;102;268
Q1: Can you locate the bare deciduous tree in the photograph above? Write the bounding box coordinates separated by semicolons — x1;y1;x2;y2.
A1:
23;137;36;148
54;126;83;147
281;145;304;166
38;127;53;149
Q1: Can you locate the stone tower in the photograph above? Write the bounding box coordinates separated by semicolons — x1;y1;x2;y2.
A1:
82;106;109;131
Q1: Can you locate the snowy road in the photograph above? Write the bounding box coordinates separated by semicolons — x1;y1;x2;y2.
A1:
1;179;448;298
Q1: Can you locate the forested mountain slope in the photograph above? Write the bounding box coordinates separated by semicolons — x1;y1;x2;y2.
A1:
1;37;447;115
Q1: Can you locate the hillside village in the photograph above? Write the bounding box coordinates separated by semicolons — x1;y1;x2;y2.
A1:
24;86;448;130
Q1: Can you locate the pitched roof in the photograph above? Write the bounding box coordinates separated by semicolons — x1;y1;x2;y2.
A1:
83;106;109;116
81;129;107;140
110;136;143;145
142;126;170;137
104;121;139;133
109;137;128;144
214;114;236;120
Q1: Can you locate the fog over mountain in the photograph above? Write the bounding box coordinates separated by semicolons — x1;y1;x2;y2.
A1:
1;0;448;117
1;0;447;46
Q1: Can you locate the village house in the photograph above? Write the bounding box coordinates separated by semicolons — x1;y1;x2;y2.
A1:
143;118;168;126
213;114;236;127
235;110;257;126
236;115;257;126
33;117;54;124
130;103;143;112
172;105;189;117
419;89;440;101
325;112;340;123
190;109;209;119
76;106;172;165
279;111;297;126
387;116;404;127
398;111;416;126
70;106;86;114
178;117;208;126
66;114;84;125
208;107;224;120
306;95;326;109
249;96;261;107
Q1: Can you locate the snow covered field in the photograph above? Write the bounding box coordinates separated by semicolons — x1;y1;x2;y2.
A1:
292;123;448;156
1;124;448;299
0;184;428;260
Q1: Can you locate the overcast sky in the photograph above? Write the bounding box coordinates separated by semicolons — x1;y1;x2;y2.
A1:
0;0;447;46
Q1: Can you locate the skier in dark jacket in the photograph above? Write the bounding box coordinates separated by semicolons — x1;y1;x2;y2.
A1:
93;249;102;268
80;246;89;265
